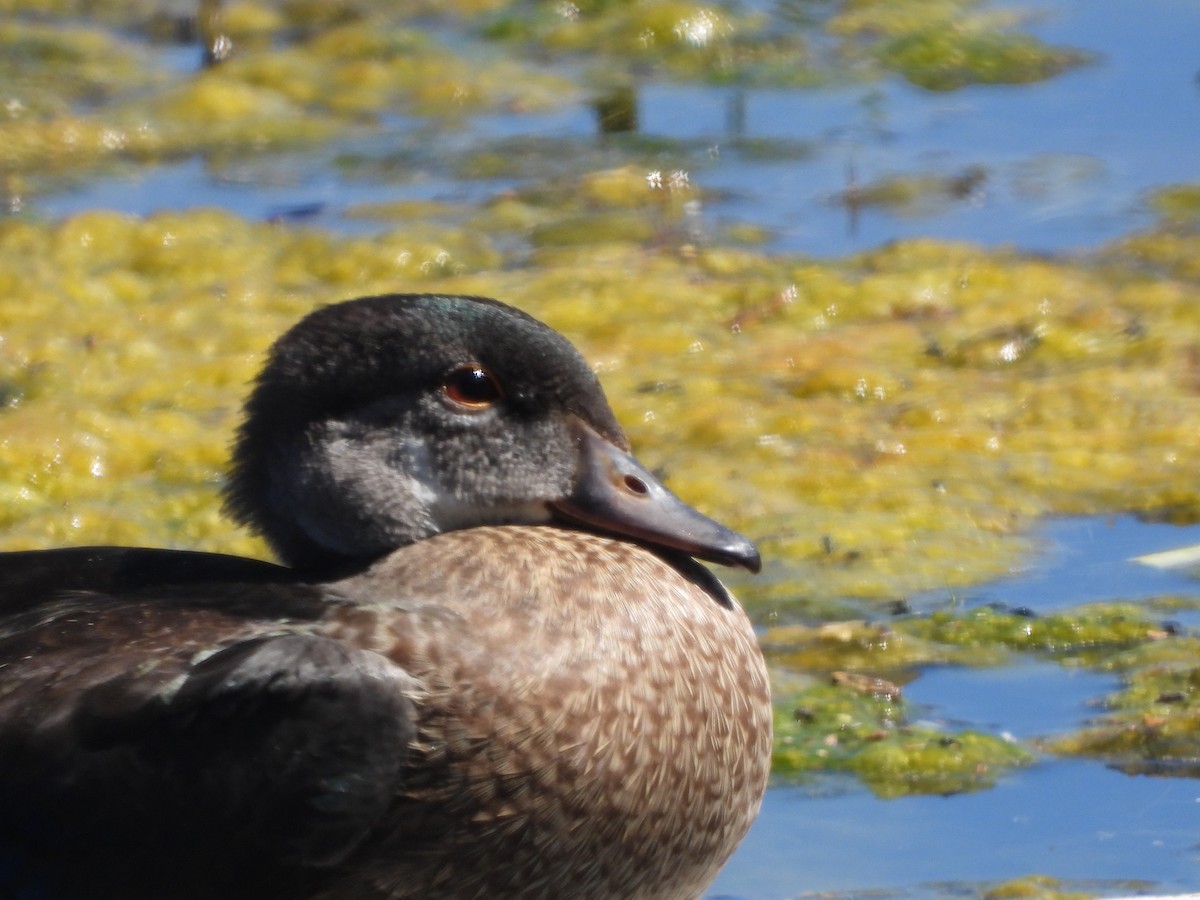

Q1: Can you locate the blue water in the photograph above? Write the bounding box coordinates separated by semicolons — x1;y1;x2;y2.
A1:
972;516;1200;618
714;760;1200;898
36;1;1200;259
714;514;1200;899
695;0;1200;256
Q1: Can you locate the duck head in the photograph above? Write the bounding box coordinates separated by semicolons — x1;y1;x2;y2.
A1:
224;294;760;575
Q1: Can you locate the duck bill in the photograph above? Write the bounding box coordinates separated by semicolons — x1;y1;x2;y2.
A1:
550;419;761;573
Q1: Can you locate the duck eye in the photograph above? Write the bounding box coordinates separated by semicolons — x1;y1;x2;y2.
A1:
442;364;503;409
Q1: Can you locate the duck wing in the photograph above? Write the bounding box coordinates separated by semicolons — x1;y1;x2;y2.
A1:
0;546;293;614
0;572;416;900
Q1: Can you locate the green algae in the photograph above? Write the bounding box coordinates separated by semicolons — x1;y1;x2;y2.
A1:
772;676;1034;796
828;0;1092;90
482;0;820;88
6;209;1200;612
897;605;1171;665
1045;648;1200;775
0;20;159;117
873;24;1088;92
833;166;988;218
0;6;576;192
766;603;1182;672
982;875;1094;900
1147;183;1200;227
478;0;1086;90
0;0;1089;202
1095;181;1200;283
766;618;1000;671
764;599;1200;779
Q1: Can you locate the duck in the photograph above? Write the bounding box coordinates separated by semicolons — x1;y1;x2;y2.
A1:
0;293;771;900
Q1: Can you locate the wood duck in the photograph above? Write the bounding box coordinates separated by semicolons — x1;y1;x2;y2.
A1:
0;293;771;900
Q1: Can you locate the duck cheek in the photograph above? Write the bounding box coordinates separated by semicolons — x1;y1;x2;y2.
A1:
427;417;578;512
280;429;439;555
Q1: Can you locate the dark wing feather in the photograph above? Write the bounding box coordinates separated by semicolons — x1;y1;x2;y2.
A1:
0;576;416;900
0;546;295;615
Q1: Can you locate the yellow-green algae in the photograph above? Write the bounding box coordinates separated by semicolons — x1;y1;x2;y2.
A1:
772;674;1033;797
482;0;820;87
766;603;1185;673
0;0;1089;203
0;9;577;191
1046;649;1200;775
0;20;159;117
982;875;1093;900
827;0;1092;91
766;619;996;672
833;166;988;218
1148;183;1200;227
765;600;1200;781
479;0;1088;90
897;604;1174;665
5;203;1200;611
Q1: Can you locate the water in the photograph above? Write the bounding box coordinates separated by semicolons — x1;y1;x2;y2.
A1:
36;1;1200;258
715;761;1200;898
715;514;1200;898
973;516;1200;619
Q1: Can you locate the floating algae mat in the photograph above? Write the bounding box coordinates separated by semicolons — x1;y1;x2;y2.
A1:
4;204;1200;613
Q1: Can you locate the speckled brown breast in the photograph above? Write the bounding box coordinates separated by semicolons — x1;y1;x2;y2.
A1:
316;525;772;900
